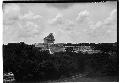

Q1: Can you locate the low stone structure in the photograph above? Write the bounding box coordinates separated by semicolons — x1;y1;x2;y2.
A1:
35;33;65;54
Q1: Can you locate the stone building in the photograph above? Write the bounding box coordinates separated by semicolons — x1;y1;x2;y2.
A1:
35;33;65;54
44;33;55;44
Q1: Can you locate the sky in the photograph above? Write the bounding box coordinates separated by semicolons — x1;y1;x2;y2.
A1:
3;1;117;44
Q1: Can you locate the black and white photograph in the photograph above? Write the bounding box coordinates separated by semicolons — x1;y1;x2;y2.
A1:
2;0;119;82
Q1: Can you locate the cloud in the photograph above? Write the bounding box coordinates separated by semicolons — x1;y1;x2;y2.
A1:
47;10;92;43
87;9;117;43
3;21;41;44
46;3;74;9
48;10;110;43
3;4;43;25
3;4;20;15
17;21;40;38
3;3;117;44
75;10;94;32
76;10;90;23
48;13;64;25
3;4;44;40
3;4;46;44
88;9;117;30
93;9;117;29
104;9;117;25
20;11;42;20
3;4;21;25
48;13;75;31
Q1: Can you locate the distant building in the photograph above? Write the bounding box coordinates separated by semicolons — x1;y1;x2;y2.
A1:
44;33;55;44
35;33;65;54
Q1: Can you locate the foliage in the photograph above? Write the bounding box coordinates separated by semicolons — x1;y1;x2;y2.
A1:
3;43;118;82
